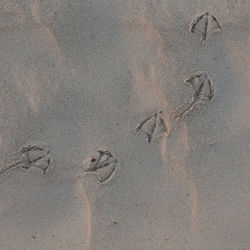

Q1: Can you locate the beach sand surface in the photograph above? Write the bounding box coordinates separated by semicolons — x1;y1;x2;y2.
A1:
0;0;249;249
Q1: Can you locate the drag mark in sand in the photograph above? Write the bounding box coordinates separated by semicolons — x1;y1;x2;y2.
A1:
82;150;117;184
135;111;168;143
174;72;214;121
0;144;50;176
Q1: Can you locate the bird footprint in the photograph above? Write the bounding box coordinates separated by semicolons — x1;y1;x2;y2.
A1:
0;144;51;176
135;111;168;143
189;12;222;42
82;150;117;184
174;72;214;120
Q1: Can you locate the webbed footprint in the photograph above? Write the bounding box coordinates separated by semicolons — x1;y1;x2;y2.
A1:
189;12;222;43
174;72;214;121
0;144;51;176
82;150;118;184
135;111;168;143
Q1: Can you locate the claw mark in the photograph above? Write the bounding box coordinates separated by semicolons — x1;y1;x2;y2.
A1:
136;111;168;143
174;72;214;121
210;14;222;30
190;12;208;33
0;144;51;175
189;12;222;42
83;150;117;184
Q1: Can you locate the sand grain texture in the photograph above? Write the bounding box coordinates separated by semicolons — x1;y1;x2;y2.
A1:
0;0;249;249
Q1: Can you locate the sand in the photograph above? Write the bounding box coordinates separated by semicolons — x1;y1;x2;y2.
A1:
0;0;249;249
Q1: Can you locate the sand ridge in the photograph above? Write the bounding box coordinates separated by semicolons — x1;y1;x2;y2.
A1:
0;0;249;249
